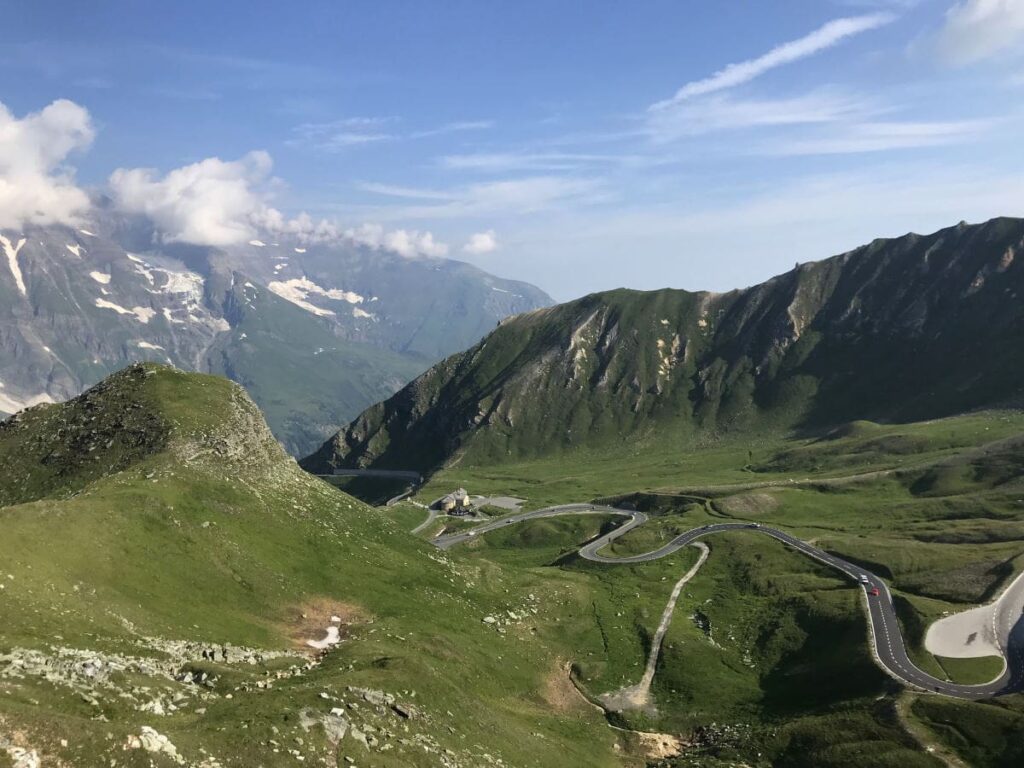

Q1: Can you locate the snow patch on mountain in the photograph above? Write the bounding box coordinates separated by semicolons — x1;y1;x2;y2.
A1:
158;269;204;303
79;229;97;237
0;234;27;296
136;341;164;351
124;255;205;309
94;299;156;324
353;307;376;320
267;276;365;317
66;243;84;257
89;271;111;285
1;235;28;296
249;240;266;247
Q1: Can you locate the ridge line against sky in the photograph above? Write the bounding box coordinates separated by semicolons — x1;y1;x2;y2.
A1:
0;0;1022;300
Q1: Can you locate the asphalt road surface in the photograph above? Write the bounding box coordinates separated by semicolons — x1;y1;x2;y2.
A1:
433;504;1024;699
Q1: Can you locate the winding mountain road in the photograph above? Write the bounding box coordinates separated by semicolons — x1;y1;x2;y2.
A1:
432;504;1024;699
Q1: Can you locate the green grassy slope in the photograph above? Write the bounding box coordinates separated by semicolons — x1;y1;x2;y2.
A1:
0;365;627;767
400;408;1024;766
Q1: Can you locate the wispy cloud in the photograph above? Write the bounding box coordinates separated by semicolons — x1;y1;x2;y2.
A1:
290;117;492;152
646;90;875;142
288;117;396;150
650;13;895;110
152;86;223;102
410;120;494;139
342;176;608;221
934;0;1024;66
356;181;457;200
438;151;631;172
766;118;996;155
320;132;395;149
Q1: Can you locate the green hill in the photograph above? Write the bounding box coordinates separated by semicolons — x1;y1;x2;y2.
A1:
0;364;622;767
304;216;1024;475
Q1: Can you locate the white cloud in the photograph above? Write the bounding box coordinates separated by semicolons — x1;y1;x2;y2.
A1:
343;223;449;258
0;99;94;229
463;230;498;255
109;151;280;246
936;0;1024;65
650;13;895;109
108;152;452;257
254;209;451;258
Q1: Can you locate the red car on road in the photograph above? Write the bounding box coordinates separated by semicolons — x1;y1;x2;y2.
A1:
869;587;880;596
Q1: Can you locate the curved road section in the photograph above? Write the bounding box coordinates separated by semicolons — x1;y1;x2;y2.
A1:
433;504;1024;699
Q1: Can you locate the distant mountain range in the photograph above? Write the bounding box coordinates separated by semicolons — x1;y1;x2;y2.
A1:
304;216;1024;474
0;211;550;454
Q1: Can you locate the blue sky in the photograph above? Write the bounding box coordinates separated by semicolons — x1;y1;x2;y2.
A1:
1;0;1023;299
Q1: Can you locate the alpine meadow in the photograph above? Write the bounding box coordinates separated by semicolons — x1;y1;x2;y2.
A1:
3;2;1024;767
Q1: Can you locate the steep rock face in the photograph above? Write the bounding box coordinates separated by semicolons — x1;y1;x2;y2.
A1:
0;217;551;454
304;217;1024;473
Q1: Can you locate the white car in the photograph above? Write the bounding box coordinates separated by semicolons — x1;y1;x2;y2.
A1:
859;575;870;584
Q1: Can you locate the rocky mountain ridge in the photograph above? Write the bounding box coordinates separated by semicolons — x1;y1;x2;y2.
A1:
304;216;1024;473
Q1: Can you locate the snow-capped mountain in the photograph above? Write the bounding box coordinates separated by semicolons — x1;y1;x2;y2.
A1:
0;216;551;454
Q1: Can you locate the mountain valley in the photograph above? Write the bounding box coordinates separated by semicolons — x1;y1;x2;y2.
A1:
2;219;1024;768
